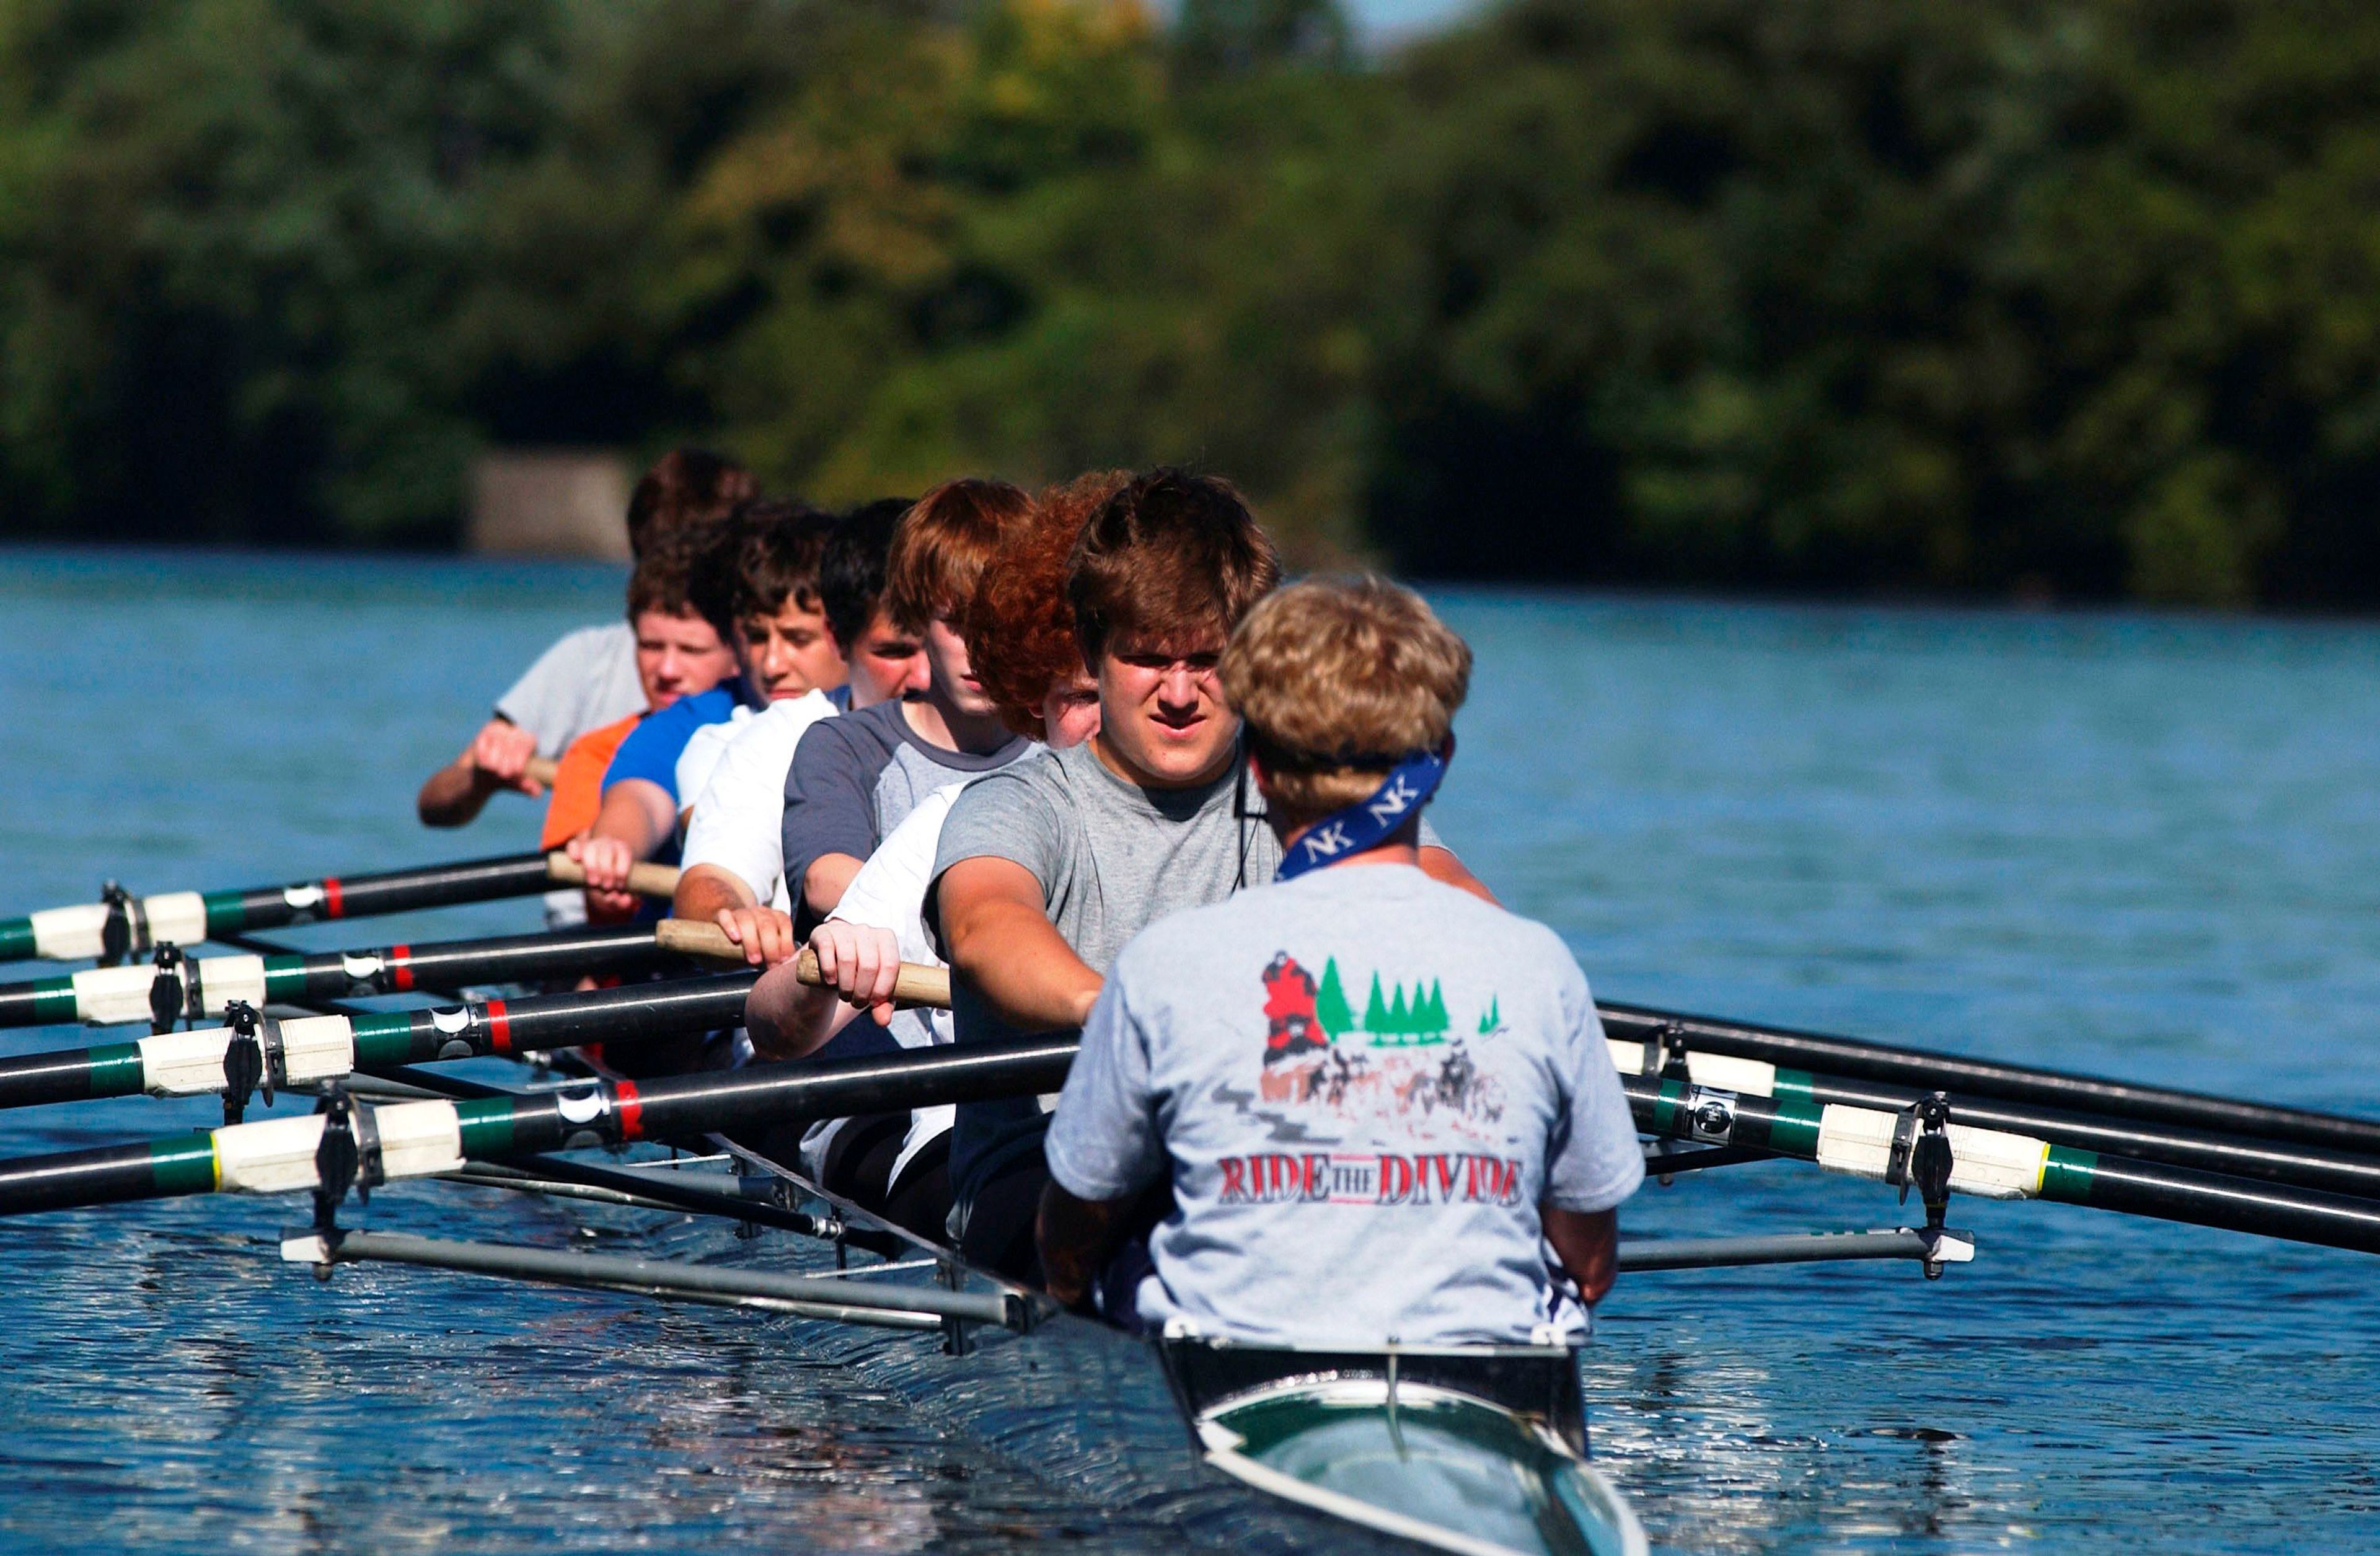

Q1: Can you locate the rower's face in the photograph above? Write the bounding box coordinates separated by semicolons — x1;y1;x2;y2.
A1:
925;613;1000;717
1094;632;1234;787
739;595;845;702
841;606;927;709
1039;671;1101;749
632;609;736;710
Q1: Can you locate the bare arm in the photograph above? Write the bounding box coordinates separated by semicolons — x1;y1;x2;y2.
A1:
674;862;798;968
1542;1205;1619;1306
416;720;542;828
575;779;676;917
1418;844;1497;905
800;852;865;919
936;857;1102;1032
1036;1178;1139;1309
743;955;858;1061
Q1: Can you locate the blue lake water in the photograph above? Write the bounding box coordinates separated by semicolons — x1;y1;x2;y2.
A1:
1;546;2377;1554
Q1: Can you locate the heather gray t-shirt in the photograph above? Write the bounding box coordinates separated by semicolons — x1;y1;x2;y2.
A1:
493;622;646;758
927;740;1437;1208
1045;864;1644;1346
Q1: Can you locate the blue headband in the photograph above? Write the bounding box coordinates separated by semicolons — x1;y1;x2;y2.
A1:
1274;748;1447;881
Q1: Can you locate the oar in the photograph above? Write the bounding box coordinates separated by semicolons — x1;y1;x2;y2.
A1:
1602;1002;2380;1159
1608;1037;2380;1202
0;1035;1077;1218
526;756;560;787
0;942;951;1113
0;923;692;1030
650;920;954;1009
0;852;681;966
1626;1072;2380;1257
0;974;758;1115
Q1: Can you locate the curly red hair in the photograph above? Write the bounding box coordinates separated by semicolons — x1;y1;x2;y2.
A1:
965;471;1131;740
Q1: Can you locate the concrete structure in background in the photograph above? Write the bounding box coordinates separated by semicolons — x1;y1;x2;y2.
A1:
467;451;632;559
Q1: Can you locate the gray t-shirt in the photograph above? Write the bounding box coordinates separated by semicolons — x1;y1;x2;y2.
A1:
1046;864;1644;1346
783;699;1033;908
494;622;647;758
927;740;1439;1206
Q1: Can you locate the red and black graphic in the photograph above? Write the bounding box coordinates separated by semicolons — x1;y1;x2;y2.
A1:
1261;952;1328;1063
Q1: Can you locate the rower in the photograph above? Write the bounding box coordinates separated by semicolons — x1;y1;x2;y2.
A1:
415;448;754;828
927;471;1494;1280
537;519;743;926
1036;577;1644;1340
740;472;1123;1234
772;481;1041;946
670;497;925;959
570;499;835;921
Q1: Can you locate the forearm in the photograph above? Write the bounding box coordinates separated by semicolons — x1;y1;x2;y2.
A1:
416;758;496;828
1542;1205;1619;1305
946;900;1102;1032
1419;845;1497;906
800;853;865;919
744;961;854;1061
1035;1180;1135;1308
590;782;672;861
673;862;757;923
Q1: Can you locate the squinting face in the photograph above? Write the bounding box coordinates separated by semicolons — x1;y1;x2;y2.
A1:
632;609;738;710
1092;633;1234;788
842;607;927;709
923;614;1001;717
1039;671;1101;749
739;596;845;702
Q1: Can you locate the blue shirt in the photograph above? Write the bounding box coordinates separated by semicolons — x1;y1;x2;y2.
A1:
601;685;747;803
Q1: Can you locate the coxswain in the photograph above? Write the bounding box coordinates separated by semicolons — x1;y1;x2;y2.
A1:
1036;576;1644;1342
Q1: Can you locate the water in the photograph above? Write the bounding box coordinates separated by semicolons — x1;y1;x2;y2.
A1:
2;546;2378;1553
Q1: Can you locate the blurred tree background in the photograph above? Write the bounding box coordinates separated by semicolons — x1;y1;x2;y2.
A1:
2;0;2378;605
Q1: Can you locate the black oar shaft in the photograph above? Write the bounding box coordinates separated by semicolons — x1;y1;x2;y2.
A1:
1603;1002;2380;1157
1626;1074;2380;1257
0;852;681;966
0;925;684;1030
0;974;757;1110
0;1036;1079;1218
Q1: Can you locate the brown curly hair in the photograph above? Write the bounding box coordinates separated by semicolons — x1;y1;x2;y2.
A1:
965;471;1132;740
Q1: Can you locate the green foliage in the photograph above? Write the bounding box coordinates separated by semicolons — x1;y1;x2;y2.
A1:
1;0;2376;603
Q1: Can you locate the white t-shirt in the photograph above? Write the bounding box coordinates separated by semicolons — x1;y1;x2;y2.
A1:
674;705;754;816
821;780;964;1183
680;691;839;912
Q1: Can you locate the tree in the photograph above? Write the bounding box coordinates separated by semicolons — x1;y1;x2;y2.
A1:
1315;957;1354;1038
1362;972;1388;1034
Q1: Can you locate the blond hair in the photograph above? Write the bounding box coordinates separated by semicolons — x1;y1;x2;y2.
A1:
1219;575;1471;823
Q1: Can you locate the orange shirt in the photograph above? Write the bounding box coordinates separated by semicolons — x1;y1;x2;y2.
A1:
539;712;643;849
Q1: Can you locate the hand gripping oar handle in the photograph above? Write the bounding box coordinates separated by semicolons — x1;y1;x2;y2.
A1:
651;919;954;1009
542;852;681;900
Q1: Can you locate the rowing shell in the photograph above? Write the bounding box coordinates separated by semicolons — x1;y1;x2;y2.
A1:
691;1131;1646;1556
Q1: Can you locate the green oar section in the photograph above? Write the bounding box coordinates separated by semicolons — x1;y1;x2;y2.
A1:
0;851;679;966
0;924;697;1030
1624;1073;2380;1257
0;1036;1077;1218
1606;1038;2380;1202
0;975;757;1112
1602;1001;2380;1157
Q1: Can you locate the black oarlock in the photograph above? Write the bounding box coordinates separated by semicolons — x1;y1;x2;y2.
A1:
147;945;184;1036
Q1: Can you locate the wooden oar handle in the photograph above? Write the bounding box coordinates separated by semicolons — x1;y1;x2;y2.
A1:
524;755;560;787
543;851;681;900
652;919;954;1009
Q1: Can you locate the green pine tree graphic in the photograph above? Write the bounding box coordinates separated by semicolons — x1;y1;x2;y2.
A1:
1316;958;1354;1039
